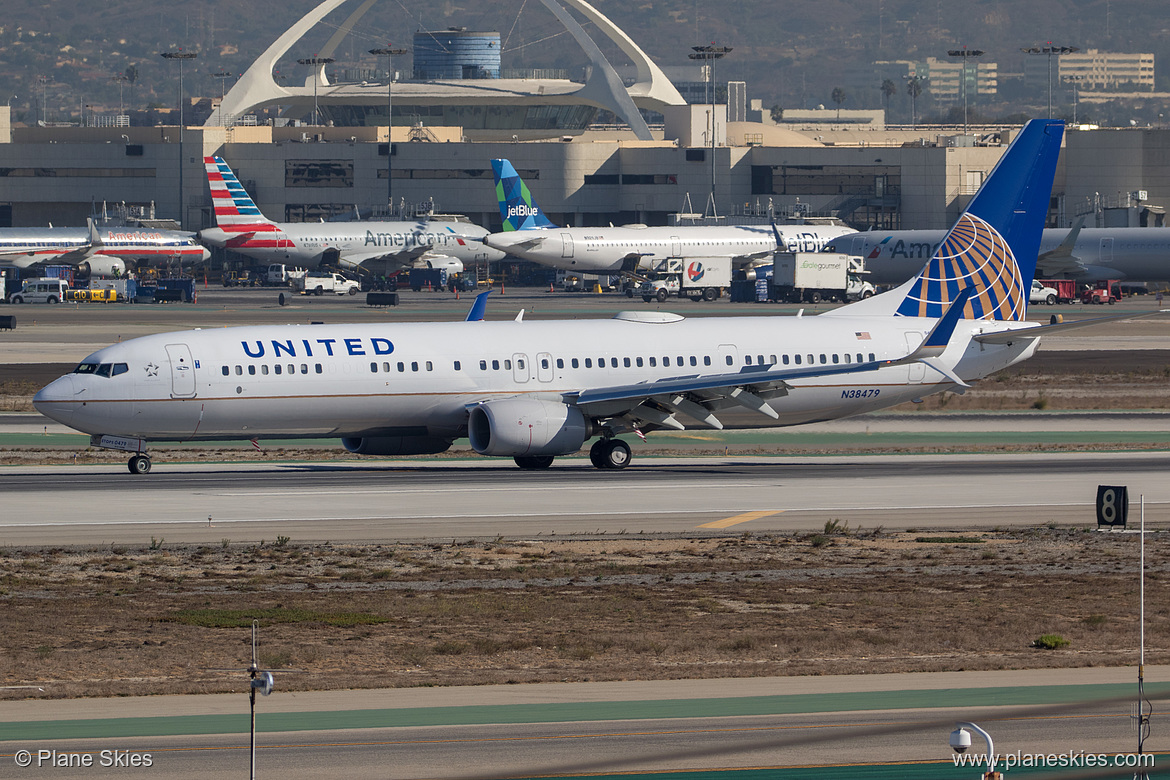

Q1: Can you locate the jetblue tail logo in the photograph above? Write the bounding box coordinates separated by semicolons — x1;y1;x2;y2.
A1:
492;158;557;231
895;213;1025;320
893;119;1063;322
205;156;272;227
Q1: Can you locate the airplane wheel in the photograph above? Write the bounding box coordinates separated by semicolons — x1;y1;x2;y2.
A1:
128;455;152;475
656;288;668;303
514;455;554;470
602;439;631;469
589;439;609;468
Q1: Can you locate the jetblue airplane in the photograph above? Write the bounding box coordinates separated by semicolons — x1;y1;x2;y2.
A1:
828;219;1170;285
0;218;210;277
35;121;1141;474
481;159;854;274
196;157;505;275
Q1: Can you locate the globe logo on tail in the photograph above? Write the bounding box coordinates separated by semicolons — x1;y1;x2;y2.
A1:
896;213;1025;321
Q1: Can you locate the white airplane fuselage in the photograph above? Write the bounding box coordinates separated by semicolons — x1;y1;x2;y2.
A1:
34;313;1035;445
483;225;854;273
198;220;505;272
832;228;1170;284
0;227;210;270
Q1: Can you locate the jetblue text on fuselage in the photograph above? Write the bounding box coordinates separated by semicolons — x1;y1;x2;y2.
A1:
240;337;395;359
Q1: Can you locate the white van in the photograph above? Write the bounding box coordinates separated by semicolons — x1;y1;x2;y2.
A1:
9;278;69;304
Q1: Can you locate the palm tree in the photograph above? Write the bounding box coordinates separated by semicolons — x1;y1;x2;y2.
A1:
906;77;924;128
880;79;897;120
830;87;846;121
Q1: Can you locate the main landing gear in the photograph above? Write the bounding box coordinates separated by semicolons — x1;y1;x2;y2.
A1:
589;438;631;470
514;455;555;470
128;454;153;474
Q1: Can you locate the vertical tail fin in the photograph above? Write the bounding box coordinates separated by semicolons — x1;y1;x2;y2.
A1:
491;159;558;231
205;156;273;227
891;120;1064;321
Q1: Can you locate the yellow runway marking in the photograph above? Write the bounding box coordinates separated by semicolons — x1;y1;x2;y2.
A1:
698;510;782;529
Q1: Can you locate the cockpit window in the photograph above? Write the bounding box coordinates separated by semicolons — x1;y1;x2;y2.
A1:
72;362;126;378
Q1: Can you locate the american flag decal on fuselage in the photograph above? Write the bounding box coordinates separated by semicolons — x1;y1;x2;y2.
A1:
894;213;1025;322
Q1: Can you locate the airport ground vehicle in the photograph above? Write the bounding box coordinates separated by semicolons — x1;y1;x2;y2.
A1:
264;264;308;286
8;278;69;304
770;252;855;303
293;272;360;296
1082;280;1121;305
639;257;730;302
1032;279;1077;304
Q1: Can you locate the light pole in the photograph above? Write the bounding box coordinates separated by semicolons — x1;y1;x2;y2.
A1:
1021;44;1079;119
949;722;998;778
369;46;408;213
1063;75;1084;124
688;45;732;218
160;50;198;229
212;70;232;126
946;47;983;134
37;76;48;124
297;57;334;126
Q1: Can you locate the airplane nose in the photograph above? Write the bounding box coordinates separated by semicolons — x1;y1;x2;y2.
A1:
33;375;78;427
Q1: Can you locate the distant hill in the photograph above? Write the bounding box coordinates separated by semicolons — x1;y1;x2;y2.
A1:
1;0;1166;126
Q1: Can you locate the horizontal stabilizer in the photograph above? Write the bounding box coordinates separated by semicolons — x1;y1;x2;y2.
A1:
974;310;1167;345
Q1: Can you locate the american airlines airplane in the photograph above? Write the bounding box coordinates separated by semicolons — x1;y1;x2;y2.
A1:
0;218;210;277
196;157;505;275
34;121;1142;474
481;159;854;274
828;218;1170;285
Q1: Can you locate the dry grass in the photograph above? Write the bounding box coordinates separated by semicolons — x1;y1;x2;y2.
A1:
0;529;1164;699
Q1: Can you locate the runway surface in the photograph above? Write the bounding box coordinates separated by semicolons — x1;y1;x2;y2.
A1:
1;451;1167;545
0;668;1166;779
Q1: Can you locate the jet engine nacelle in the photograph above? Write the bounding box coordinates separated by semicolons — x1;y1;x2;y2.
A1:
419;256;464;274
341;435;453;456
77;258;127;278
468;399;591;457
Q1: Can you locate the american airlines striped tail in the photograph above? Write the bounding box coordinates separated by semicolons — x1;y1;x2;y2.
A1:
204;156;275;228
842;120;1064;322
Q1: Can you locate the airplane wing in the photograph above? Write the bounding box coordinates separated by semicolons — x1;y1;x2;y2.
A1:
0;250;84;269
569;291;973;432
1035;216;1087;277
333;245;435;270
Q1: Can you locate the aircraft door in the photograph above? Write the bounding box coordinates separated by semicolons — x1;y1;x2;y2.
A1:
1100;237;1114;265
512;353;530;383
851;236;867;257
165;343;198;398
904;332;925;383
717;343;740;370
536;352;554;383
561;233;574;258
671;236;682;256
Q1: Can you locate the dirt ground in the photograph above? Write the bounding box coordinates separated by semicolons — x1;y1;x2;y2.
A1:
0;529;1163;699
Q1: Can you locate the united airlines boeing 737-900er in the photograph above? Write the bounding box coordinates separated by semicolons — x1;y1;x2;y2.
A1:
481;159;854;275
0;218;209;277
827;218;1170;285
196;156;505;275
34;120;1152;474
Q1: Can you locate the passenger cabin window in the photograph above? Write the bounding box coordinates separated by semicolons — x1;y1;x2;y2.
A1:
480;360;487;370
585;358;592;368
454;361;462;371
248;365;256;375
261;365;270;375
235;366;243;376
221;366;230;376
571;358;579;368
275;364;283;375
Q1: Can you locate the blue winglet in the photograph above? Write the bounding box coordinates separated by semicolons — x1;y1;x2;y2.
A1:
465;290;491;322
921;286;975;352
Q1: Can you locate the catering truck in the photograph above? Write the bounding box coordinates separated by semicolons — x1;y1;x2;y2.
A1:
770;252;858;303
639;257;731;302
